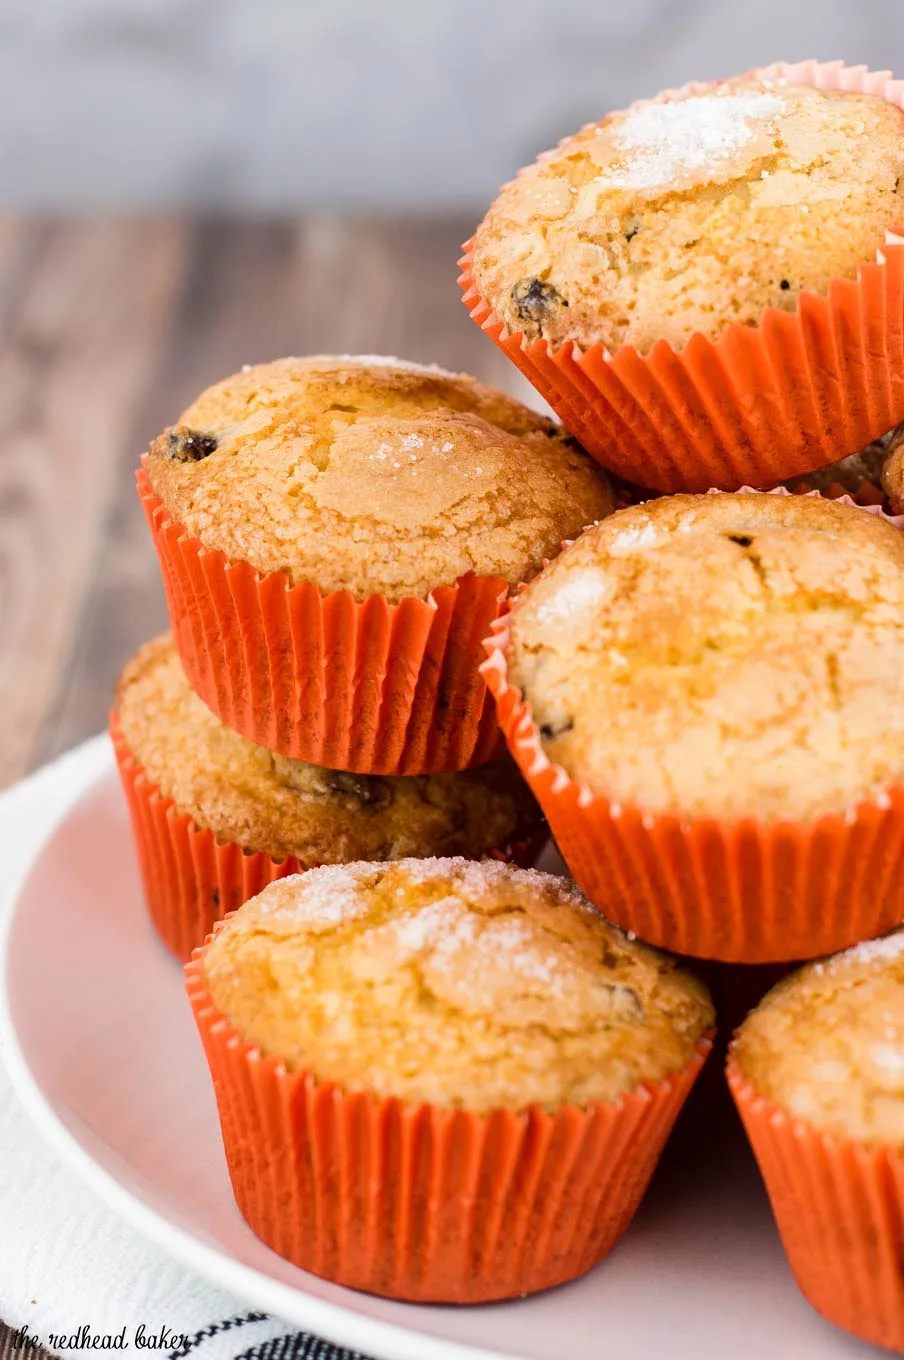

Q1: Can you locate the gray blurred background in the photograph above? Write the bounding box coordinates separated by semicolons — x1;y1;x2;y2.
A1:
3;0;904;793
3;0;904;209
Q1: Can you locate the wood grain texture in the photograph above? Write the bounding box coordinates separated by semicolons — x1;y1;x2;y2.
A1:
0;212;530;786
0;211;535;1351
0;219;191;785
0;208;538;1356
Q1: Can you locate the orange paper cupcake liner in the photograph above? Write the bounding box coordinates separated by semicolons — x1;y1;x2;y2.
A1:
481;611;904;963
138;464;505;776
785;477;888;509
729;1059;904;1352
460;60;904;494
609;479;904;522
112;716;546;961
112;717;301;960
186;940;711;1303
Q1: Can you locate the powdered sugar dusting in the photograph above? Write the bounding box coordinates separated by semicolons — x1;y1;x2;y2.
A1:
252;863;376;930
827;930;904;971
871;1043;904;1077
608;521;664;554
398;856;586;906
599;90;785;192
390;897;479;953
388;896;563;991
533;568;612;626
312;354;462;378
240;857;598;951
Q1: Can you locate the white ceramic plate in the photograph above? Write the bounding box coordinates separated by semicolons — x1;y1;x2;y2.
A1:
0;753;879;1360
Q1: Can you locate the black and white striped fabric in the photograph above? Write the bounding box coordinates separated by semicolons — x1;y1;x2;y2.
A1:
166;1312;370;1360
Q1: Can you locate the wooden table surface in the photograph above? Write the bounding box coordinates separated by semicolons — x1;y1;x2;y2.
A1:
0;213;528;791
0;213;526;1356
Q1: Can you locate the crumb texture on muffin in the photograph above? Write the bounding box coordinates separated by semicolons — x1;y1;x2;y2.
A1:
734;931;904;1149
116;636;542;861
879;424;904;511
144;356;613;601
201;858;713;1112
471;80;904;355
507;492;904;823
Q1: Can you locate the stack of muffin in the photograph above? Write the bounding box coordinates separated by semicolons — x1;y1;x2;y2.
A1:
114;360;611;957
114;58;904;1348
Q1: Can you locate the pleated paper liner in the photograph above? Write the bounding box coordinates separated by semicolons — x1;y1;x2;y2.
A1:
737;481;904;526
137;464;505;776
460;59;904;494
785;477;887;508
186;941;712;1304
112;717;301;960
610;477;904;520
481;611;904;963
728;1060;904;1352
112;715;547;962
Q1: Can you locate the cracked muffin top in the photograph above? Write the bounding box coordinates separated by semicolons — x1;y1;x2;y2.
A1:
115;635;543;863
505;492;904;823
471;80;904;355
200;857;714;1111
143;355;613;602
733;930;904;1149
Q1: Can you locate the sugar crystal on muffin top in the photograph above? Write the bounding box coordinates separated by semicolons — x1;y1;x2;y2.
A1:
598;90;786;192
144;356;613;601
471;79;904;352
202;858;713;1112
507;492;904;824
734;928;904;1148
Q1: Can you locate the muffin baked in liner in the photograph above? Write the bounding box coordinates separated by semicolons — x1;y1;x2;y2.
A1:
138;464;505;776
112;716;545;961
728;1060;904;1351
481;605;904;964
185;931;711;1303
615;470;904;518
460;59;904;494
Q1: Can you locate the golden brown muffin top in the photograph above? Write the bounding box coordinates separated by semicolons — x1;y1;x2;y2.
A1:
507;492;904;823
116;636;542;862
144;356;613;602
879;425;904;512
201;858;714;1112
734;931;904;1149
471;80;904;355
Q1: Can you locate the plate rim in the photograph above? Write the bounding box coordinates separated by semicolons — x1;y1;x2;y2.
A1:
0;742;525;1360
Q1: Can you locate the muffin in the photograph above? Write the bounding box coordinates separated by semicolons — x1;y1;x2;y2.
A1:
187;858;714;1301
482;491;904;961
690;962;791;1108
729;935;904;1350
461;60;904;492
470;80;904;356
777;435;892;504
602;433;897;512
113;635;545;959
879;423;904;511
139;355;613;774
